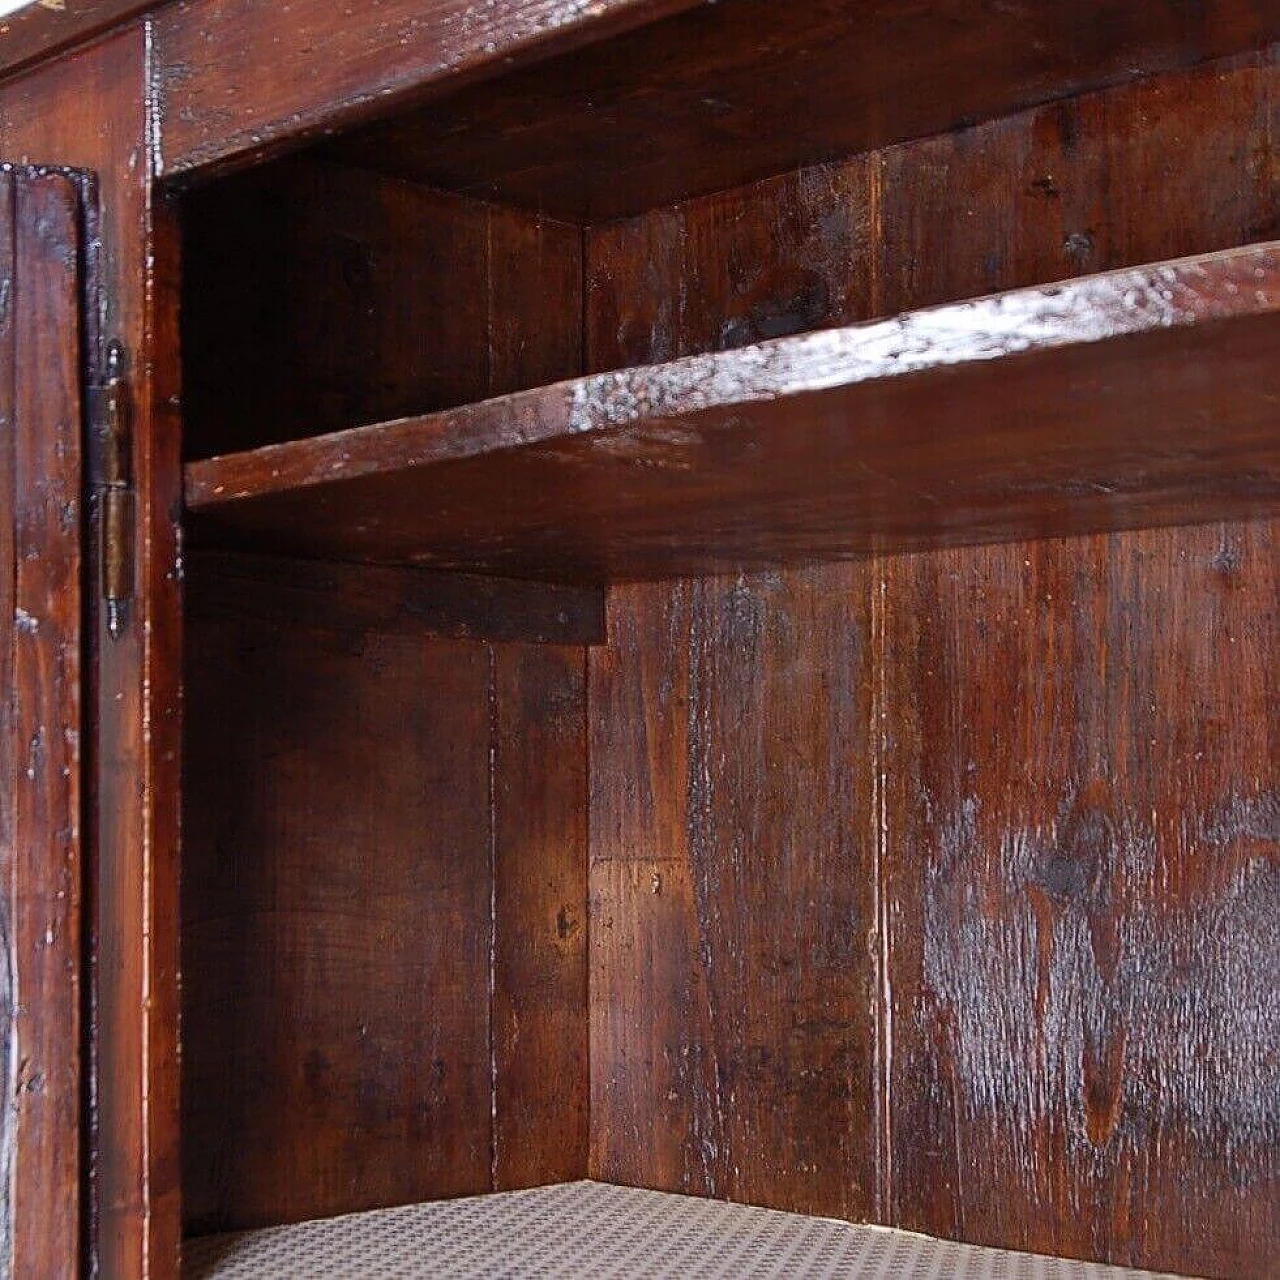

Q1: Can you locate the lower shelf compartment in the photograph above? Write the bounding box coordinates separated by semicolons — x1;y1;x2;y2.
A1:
182;1181;1188;1278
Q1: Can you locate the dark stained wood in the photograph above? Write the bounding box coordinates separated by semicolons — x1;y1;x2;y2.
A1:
584;52;1279;1278
182;159;583;458
873;48;1280;315
0;168;85;1280
154;0;702;181
587;49;1278;365
589;573;879;1218
881;523;1279;1277
0;0;156;79
182;576;596;1229
0;168;13;1280
325;0;1278;221
182;614;495;1232
492;645;590;1189
184;551;605;646
185;244;1280;580
587;158;875;371
1;31;186;1278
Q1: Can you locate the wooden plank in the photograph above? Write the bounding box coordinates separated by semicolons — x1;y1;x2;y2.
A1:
588;573;879;1218
583;55;1279;1276
154;0;701;179
880;523;1279;1276
492;645;590;1189
1;32;185;1277
0;169;85;1280
586;50;1278;355
0;170;13;1280
0;0;156;79
322;0;1277;221
185;244;1280;580
182;160;584;458
184;551;605;646
182;615;494;1232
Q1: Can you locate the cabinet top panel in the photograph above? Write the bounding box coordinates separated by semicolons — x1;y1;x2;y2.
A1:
153;0;1277;195
0;0;153;77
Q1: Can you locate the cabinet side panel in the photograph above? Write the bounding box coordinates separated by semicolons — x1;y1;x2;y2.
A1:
492;644;590;1189
181;159;583;458
182;618;495;1232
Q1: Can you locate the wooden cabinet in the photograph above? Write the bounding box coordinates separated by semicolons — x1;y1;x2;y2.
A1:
0;2;1275;1276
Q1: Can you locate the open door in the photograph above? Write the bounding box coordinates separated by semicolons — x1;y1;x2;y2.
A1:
0;167;92;1278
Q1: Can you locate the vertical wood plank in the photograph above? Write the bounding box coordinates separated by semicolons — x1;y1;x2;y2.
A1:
491;643;590;1189
0;170;13;1275
589;572;880;1219
589;581;709;1192
881;525;1278;1276
0;31;181;1276
182;619;494;1233
0;170;85;1280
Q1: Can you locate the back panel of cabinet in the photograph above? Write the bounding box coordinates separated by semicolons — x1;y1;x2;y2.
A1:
585;50;1278;1278
178;37;1277;1278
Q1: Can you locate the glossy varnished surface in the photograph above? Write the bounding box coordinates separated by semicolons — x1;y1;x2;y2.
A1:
185;244;1280;580
0;169;85;1280
584;57;1279;1277
1;30;186;1277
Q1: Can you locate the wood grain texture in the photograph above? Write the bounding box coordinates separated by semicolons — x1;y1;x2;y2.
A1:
182;616;495;1232
492;645;590;1190
154;0;701;179
585;54;1278;1275
182;159;583;458
881;523;1278;1279
326;0;1277;221
183;574;591;1230
0;0;155;79
183;551;605;646
589;573;879;1219
185;244;1280;580
0;169;85;1280
1;31;186;1277
587;49;1278;363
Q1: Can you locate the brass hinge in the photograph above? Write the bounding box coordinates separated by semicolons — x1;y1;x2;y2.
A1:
87;340;134;640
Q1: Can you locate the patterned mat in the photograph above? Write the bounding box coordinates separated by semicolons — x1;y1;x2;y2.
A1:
184;1180;1188;1279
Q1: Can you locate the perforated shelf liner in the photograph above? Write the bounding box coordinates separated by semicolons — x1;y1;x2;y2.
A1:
183;1180;1193;1279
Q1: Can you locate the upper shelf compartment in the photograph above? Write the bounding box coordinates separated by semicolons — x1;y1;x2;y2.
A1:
316;0;1278;221
185;244;1279;582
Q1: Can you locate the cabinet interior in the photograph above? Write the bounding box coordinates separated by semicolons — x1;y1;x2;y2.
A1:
176;6;1278;1273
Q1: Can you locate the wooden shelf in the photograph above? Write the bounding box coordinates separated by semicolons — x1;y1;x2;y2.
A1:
320;0;1277;221
185;244;1280;582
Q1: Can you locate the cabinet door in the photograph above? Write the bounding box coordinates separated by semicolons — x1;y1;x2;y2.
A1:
0;168;90;1279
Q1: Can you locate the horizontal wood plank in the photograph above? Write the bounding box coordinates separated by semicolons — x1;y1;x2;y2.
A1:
324;0;1279;221
185;246;1280;580
153;0;700;180
0;0;155;78
184;550;605;644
